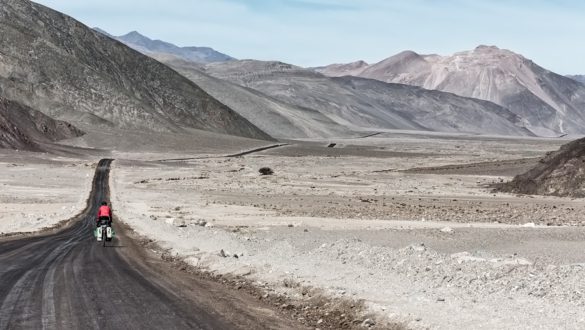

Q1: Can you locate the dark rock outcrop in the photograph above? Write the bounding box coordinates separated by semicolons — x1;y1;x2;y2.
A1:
0;97;83;150
496;138;585;197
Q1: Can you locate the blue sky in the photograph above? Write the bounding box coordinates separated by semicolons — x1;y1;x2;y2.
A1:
33;0;585;74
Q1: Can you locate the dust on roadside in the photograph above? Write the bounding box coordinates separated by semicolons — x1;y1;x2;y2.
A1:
128;227;406;330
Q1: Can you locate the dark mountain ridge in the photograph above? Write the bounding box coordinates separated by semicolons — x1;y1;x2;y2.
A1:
0;97;83;150
109;30;234;64
0;0;270;140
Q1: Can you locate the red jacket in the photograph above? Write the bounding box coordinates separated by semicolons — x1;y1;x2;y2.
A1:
97;205;112;220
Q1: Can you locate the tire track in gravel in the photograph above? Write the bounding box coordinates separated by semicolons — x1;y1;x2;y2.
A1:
0;159;300;330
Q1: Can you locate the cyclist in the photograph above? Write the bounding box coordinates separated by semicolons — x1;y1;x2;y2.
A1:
97;201;112;228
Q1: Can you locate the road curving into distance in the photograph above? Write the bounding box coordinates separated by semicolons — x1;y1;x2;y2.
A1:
0;159;296;330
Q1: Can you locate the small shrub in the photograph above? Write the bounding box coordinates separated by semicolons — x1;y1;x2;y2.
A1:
259;167;274;175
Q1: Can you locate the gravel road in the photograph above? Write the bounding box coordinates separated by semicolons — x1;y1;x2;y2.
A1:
0;159;299;330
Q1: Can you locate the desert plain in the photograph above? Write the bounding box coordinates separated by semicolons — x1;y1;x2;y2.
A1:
2;130;585;329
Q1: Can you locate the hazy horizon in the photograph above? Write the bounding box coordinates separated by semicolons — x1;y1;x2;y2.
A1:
33;0;585;74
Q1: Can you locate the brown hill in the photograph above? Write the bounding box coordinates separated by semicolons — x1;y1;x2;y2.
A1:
318;46;585;137
0;97;83;150
496;138;585;197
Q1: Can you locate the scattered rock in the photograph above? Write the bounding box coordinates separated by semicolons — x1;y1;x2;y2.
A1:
409;243;426;252
440;226;454;233
232;266;253;276
451;252;486;263
490;257;533;267
361;318;376;328
219;249;227;258
185;256;200;267
193;219;207;227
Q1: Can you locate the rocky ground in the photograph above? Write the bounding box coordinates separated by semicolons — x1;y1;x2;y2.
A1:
3;132;585;329
0;150;95;235
104;133;585;329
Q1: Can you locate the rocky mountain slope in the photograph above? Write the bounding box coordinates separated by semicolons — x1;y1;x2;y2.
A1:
0;97;83;150
317;46;585;137
162;59;351;139
313;61;369;77
103;30;234;64
332;76;534;136
496;138;585;197
103;31;536;138
567;75;585;85
203;60;535;137
0;0;270;140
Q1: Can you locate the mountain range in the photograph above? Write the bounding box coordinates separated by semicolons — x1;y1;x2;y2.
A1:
105;29;534;138
2;1;584;150
161;58;351;139
313;61;369;77
316;46;585;137
106;29;583;139
95;30;350;139
201;60;533;137
0;0;270;142
98;29;234;65
567;75;585;85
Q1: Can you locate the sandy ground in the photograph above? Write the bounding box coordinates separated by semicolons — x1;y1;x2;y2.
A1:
3;132;585;329
0;150;95;235
0;127;276;236
104;134;585;329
